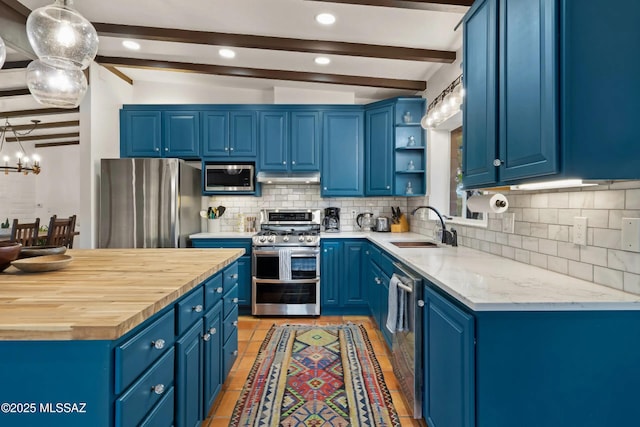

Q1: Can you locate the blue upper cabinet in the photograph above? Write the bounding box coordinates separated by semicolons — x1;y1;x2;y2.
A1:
290;111;320;171
163;111;200;158
365;104;394;196
121;110;162;157
203;111;257;158
321;110;364;197
259;111;289;171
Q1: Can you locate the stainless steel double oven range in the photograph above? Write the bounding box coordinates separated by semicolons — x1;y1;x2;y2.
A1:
251;209;321;316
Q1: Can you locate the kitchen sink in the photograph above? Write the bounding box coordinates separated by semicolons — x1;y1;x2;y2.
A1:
390;241;439;248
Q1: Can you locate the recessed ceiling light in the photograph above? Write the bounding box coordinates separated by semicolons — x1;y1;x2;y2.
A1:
315;57;331;65
122;40;140;50
315;13;336;25
219;48;236;59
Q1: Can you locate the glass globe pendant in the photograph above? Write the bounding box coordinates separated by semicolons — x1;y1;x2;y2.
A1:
26;0;98;70
26;59;87;108
0;35;6;69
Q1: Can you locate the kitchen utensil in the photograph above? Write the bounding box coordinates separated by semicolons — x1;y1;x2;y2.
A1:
391;207;399;224
11;254;73;273
375;217;391;232
216;206;226;217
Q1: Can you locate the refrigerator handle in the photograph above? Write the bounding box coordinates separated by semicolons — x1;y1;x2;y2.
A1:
168;161;178;248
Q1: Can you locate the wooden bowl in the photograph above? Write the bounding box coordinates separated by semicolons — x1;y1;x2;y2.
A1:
19;245;67;259
0;242;22;272
11;254;73;273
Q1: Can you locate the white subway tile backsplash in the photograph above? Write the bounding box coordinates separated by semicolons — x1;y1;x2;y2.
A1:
548;224;569;242
514;221;531;236
626;189;640;209
594;266;624;290
531;193;549;208
522;236;539;252
515;248;530;264
538;239;558;256
608;249;640;275
508;234;523;248
594;190;625;209
557;242;581;261
548;257;569;275
496;232;509;245
568;260;594;281
569;191;595;209
539;209;559;224
580;209;609;228
530;223;549;238
624;272;640;294
558;209;582;225
547;192;569;208
580;246;608;267
592;228;621;249
530;252;548;269
502;246;515;259
522;209;540;222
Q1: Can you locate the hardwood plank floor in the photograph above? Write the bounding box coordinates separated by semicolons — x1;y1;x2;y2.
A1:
203;315;425;427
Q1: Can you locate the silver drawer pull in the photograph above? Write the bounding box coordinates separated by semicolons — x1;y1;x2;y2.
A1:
375;277;381;284
230;273;238;279
232;298;239;304
151;339;165;350
232;320;238;327
203;333;211;342
417;300;425;307
192;305;203;313
151;384;165;395
216;287;223;294
232;350;238;356
209;327;217;335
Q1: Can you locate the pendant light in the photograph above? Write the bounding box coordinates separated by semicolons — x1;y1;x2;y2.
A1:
25;0;98;108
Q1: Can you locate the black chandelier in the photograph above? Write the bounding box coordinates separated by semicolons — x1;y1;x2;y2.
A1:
0;118;42;175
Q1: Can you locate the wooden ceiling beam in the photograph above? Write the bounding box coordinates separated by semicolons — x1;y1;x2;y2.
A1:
35;140;80;148
96;55;427;91
0;107;80;119
94;23;455;63
0;88;30;97
0;60;31;70
6;132;80;143
304;0;472;11
8;120;79;132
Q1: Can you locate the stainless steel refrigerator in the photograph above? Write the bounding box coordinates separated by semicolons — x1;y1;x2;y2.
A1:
99;158;201;248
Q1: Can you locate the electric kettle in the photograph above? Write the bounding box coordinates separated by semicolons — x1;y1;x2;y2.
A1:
356;212;374;231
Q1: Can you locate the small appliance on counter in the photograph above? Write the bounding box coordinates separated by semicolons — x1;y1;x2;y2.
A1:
323;207;340;232
356;212;374;231
374;217;391;232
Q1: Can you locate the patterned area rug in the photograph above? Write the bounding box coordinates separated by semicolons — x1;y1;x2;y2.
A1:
230;323;400;427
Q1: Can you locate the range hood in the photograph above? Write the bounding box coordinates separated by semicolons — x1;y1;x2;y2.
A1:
256;171;321;184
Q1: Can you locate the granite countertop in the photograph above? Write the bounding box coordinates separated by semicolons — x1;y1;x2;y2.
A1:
190;230;640;312
0;248;244;340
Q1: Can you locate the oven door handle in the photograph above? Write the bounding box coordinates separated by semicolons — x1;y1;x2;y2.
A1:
253;278;320;284
253;248;320;256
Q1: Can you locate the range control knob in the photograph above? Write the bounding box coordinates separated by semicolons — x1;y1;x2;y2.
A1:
298;235;305;242
268;235;276;243
306;236;314;243
259;235;267;243
283;235;290;242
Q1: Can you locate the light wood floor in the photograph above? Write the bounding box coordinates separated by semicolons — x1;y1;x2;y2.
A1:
203;315;424;427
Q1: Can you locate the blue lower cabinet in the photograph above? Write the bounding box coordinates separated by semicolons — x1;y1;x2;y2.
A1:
320;239;369;314
139;386;175;427
203;302;223;418
423;285;475;427
320;241;341;308
223;328;239;378
236;256;251;308
175;320;204;427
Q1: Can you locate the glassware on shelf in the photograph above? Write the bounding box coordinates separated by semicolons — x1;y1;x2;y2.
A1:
407;160;415;171
406;181;413;195
407;135;416;147
403;111;412;123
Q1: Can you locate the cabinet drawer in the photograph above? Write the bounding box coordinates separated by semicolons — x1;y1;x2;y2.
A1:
224;262;239;289
139;386;174;427
380;252;395;277
116;347;175;427
223;305;239;344
176;286;205;335
369;244;381;267
204;272;224;310
223;328;239;378
115;309;175;394
223;283;239;319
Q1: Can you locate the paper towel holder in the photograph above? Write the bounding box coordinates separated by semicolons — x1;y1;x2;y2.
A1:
467;193;509;214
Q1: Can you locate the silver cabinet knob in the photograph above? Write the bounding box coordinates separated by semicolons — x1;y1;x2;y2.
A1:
291;161;296;165
230;274;238;279
203;333;211;342
224;147;229;151
216;287;223;294
164;147;168;152
193;304;203;313
155;147;159;152
323;249;327;253
232;297;239;304
323;187;327;190
282;161;287;165
417;300;425;307
209;327;217;335
375;277;381;284
151;384;165;395
151;339;165;350
493;159;503;167
230;147;234;151
233;320;238;327
386;185;390;189
233;350;239;356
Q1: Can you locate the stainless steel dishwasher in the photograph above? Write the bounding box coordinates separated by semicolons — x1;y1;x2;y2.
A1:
391;262;423;419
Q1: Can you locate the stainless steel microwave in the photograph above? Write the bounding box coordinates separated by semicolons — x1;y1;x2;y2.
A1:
204;163;255;192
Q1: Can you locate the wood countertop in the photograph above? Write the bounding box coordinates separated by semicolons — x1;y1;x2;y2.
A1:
0;248;244;341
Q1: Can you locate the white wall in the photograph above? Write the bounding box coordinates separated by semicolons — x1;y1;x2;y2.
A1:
273;86;355;104
132;81;273;104
34;144;81;223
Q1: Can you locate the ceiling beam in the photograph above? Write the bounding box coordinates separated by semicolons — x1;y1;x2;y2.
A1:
0;1;36;58
102;65;134;85
0;60;31;70
0;107;80;119
6;132;80;143
94;23;455;63
96;56;427;91
304;0;472;11
0;88;30;97
35;141;80;148
8;120;80;132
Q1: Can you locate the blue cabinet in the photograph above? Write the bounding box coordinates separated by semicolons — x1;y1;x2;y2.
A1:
463;0;640;188
321;110;364;197
202;111;257;158
393;98;426;196
342;241;367;306
175;320;204;427
320;240;340;308
365;104;394;196
259;110;320;172
202;301;223;417
120;109;199;159
423;285;475;427
320;239;368;314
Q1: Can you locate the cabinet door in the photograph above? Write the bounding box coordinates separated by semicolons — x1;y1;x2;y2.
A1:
368;260;382;325
176;321;203;427
321;111;364;197
163;111;200;158
365;105;394;195
203;302;223;417
121;110;162;157
423;286;475;427
237;256;252;309
320;241;341;308
462;0;499;187
202;111;229;156
258;111;288;171
229;112;257;157
341;241;366;306
290;111;320;171
498;0;558;182
379;269;392;347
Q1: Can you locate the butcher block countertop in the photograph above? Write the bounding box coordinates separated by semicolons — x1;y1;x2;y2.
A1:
0;248;244;341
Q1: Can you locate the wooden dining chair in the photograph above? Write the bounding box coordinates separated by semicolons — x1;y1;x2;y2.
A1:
10;218;41;247
46;215;77;248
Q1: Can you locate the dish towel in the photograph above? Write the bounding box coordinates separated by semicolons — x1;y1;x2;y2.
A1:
386;274;407;333
279;248;292;281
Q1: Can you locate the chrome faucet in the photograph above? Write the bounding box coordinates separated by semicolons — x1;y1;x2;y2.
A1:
411;205;457;246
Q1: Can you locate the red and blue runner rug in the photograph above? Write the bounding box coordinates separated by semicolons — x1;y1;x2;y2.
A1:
230;323;400;427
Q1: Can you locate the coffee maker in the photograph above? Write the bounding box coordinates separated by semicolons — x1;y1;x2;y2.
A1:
323;207;340;232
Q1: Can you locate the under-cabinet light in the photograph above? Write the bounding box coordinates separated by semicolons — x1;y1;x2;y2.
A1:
510;179;598;191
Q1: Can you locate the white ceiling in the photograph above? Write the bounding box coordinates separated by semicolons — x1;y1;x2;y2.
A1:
1;0;467;145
